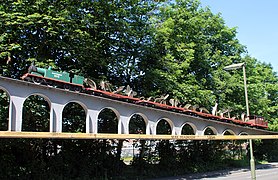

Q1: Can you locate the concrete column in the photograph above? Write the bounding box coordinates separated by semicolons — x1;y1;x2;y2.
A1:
174;126;181;135
9;96;25;131
145;121;150;135
195;129;203;135
86;109;98;133
149;121;156;135
119;115;129;134
50;103;64;133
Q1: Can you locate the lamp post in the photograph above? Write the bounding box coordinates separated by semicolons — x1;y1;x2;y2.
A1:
223;62;256;180
223;63;249;117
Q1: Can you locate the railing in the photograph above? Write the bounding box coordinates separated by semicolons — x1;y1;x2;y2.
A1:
0;132;277;140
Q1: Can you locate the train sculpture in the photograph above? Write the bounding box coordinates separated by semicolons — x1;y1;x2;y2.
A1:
21;64;268;129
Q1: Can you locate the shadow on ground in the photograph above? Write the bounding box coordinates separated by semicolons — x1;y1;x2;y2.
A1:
147;163;278;180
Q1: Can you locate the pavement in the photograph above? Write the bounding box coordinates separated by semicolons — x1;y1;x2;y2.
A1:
148;162;278;180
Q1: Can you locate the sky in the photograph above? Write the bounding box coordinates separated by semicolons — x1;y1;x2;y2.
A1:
200;0;278;73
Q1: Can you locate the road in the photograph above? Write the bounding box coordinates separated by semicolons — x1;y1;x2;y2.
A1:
203;165;278;180
149;163;278;180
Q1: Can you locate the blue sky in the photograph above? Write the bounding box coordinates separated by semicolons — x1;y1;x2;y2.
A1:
200;0;278;73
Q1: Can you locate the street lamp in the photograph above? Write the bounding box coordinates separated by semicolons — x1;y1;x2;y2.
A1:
223;62;249;117
223;62;256;180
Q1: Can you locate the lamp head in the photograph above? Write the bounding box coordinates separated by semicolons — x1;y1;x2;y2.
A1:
223;62;245;71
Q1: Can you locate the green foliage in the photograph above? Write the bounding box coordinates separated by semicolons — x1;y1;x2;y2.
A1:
0;138;122;179
22;95;50;132
0;0;158;86
62;102;86;133
0;90;9;131
254;139;278;162
0;0;277;179
181;124;195;135
156;119;172;135
98;108;118;133
143;0;278;128
129;114;146;134
143;0;246;108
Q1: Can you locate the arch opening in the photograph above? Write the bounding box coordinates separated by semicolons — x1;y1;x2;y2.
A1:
98;108;118;133
181;123;195;135
223;129;236;135
156;119;172;135
22;95;50;132
62;102;86;133
0;89;9;131
129;114;146;134
204;126;217;135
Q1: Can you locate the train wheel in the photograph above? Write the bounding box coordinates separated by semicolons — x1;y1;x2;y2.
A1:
64;84;70;90
46;80;54;87
74;86;82;92
32;77;42;84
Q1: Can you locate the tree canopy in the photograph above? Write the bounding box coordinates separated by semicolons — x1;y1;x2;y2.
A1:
0;0;277;178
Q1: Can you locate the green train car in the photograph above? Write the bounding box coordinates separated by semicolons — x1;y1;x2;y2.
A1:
22;65;85;91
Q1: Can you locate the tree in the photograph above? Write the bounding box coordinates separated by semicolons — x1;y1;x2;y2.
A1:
0;90;9;131
0;1;158;178
0;0;277;178
142;0;245;108
141;0;277;125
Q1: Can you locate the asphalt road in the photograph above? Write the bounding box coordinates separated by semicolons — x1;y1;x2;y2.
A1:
202;165;278;180
149;163;278;180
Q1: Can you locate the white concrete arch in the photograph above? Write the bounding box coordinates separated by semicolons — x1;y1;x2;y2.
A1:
63;99;89;114
127;113;150;135
0;86;11;97
155;117;175;135
203;126;218;135
222;129;236;135
180;122;197;135
24;92;52;107
239;132;249;135
98;106;121;121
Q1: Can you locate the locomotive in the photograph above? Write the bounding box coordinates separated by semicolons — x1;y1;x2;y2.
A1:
21;64;268;129
21;64;85;91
